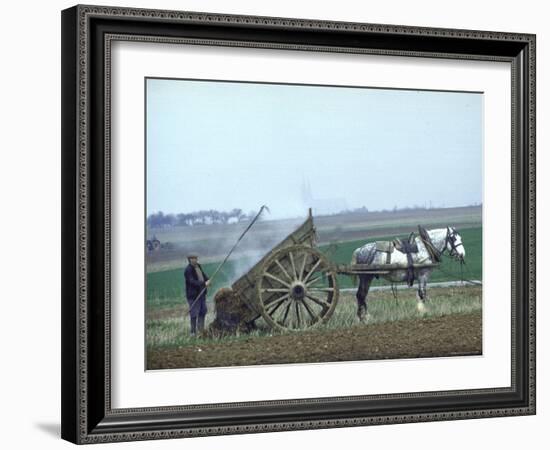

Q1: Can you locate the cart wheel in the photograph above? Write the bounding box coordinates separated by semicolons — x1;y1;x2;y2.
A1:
257;245;339;331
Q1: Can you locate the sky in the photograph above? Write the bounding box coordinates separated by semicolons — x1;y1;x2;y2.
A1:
146;78;482;219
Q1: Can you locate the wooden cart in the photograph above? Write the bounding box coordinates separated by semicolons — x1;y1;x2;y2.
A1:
230;210;438;332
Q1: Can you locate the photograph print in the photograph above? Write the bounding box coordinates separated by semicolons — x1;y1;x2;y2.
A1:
145;77;482;370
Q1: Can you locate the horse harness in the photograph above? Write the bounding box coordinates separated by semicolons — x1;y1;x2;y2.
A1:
419;225;463;261
445;227;464;259
418;225;442;263
375;232;419;287
393;233;419;287
375;226;459;287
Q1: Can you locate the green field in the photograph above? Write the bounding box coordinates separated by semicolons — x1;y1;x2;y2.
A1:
147;226;482;310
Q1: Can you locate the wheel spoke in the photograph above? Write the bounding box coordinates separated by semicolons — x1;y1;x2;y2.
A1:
288;251;297;278
266;294;289;316
305;274;324;287
300;298;317;321
264;271;290;288
280;302;292;325
306;293;331;309
274;259;293;282
261;288;289;293
303;258;322;283
299;253;307;280
265;292;290;307
303;295;324;316
267;301;284;318
309;287;334;293
294;301;301;328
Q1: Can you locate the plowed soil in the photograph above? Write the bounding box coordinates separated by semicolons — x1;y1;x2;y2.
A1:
147;311;481;370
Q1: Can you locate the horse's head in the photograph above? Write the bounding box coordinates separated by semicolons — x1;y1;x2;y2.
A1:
445;227;465;262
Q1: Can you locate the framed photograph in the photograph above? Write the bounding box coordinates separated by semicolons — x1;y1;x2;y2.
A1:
61;4;536;444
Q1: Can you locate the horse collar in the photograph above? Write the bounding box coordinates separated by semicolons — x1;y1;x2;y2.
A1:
418;226;442;263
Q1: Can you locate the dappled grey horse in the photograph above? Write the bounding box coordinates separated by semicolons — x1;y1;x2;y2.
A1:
352;227;465;320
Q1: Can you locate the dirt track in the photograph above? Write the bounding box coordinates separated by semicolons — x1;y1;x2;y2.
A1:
147;311;481;370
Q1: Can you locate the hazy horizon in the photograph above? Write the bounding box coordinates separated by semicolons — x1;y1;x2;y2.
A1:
146;78;483;220
147;202;482;221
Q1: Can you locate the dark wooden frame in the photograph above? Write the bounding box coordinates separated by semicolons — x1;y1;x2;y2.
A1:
61;4;536;444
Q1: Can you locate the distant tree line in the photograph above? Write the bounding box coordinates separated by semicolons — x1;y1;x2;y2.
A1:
147;208;251;228
341;202;482;215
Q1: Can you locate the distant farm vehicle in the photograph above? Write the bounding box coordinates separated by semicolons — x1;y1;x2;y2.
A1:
146;236;161;252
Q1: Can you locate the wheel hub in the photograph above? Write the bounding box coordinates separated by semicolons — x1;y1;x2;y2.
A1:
290;281;306;300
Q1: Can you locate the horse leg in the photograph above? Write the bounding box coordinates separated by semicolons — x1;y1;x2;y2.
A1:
356;275;373;321
416;271;429;312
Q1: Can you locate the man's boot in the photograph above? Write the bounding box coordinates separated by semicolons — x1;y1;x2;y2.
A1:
190;316;197;336
197;315;205;334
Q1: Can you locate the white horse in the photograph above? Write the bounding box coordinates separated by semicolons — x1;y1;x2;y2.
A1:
352;227;465;320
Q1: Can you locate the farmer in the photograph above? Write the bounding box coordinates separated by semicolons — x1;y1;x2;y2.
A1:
184;254;210;336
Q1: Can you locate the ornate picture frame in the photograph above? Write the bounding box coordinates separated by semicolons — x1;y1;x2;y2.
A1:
61;4;535;444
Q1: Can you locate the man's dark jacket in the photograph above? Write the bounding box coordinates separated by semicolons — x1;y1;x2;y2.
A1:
184;263;209;301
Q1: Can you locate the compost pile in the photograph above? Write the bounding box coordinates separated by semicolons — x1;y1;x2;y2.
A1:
207;287;254;337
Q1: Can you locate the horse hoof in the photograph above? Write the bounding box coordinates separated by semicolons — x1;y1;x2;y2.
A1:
357;306;366;321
